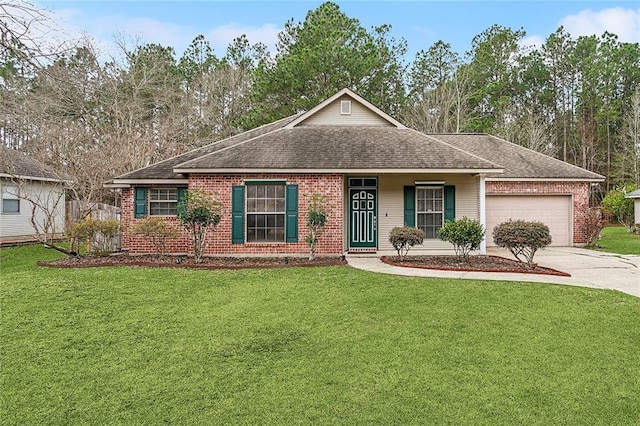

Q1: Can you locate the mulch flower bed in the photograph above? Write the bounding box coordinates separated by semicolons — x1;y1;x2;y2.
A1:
37;252;569;276
38;253;348;270
381;255;571;277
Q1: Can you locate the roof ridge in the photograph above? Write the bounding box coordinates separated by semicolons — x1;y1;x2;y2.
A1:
175;127;289;169
418;131;504;170
111;114;299;180
486;134;605;179
427;132;487;135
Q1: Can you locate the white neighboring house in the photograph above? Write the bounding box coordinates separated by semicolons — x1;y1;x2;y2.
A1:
0;147;68;245
626;189;640;226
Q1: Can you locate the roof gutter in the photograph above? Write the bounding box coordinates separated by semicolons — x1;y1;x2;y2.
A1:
110;179;189;184
173;168;504;174
487;177;605;183
104;178;190;188
0;172;70;184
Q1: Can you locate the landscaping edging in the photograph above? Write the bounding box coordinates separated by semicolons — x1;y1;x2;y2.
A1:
380;255;571;277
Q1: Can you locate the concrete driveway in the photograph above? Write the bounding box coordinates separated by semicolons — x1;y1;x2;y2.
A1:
347;247;640;297
509;247;640;297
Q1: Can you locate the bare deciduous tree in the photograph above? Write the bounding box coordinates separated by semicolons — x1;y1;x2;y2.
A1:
2;0;55;68
1;147;73;254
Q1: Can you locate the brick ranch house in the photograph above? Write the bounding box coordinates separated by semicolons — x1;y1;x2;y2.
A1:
105;88;604;256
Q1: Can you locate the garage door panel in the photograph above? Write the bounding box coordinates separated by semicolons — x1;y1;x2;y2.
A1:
486;195;571;247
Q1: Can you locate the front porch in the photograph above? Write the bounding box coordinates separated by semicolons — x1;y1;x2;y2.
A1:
343;173;488;255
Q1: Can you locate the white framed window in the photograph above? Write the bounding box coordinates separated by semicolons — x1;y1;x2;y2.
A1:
417;187;443;238
149;188;178;216
2;184;20;214
246;184;285;242
341;100;352;115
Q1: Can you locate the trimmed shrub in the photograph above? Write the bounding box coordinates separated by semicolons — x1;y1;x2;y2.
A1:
437;217;485;260
493;219;552;268
132;217;176;255
389;226;425;261
67;218;120;255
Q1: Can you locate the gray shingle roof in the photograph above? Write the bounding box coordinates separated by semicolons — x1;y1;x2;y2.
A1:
434;133;604;180
175;127;501;171
113;115;300;180
109;95;603;182
0;147;63;181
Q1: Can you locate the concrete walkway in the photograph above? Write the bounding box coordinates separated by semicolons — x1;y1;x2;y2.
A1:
347;247;640;298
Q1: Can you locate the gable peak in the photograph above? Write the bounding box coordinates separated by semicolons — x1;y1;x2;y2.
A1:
285;88;406;129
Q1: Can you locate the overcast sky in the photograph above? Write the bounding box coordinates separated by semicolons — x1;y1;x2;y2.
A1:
33;1;640;60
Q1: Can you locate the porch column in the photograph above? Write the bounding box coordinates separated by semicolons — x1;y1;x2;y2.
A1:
479;173;487;255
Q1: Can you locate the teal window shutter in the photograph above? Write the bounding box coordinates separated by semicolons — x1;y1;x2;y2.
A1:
285;184;298;243
444;185;456;222
177;187;187;216
231;185;245;244
403;186;415;227
134;187;147;218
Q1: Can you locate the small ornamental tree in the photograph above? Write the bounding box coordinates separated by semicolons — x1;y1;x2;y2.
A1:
177;189;223;263
389;226;425;261
493;220;552;268
132;217;176;255
601;185;636;232
305;194;329;261
579;206;603;247
437;217;485;260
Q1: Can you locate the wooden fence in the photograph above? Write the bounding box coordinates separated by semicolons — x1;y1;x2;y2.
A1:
66;201;121;252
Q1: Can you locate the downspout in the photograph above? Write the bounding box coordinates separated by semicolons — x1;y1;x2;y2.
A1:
479;173;487;255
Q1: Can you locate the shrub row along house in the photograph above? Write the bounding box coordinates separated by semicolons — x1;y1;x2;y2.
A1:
105;89;604;256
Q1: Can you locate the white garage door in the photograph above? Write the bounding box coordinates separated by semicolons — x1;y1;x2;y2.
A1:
486;195;572;247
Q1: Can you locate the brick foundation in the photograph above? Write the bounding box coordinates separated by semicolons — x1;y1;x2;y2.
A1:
121;174;344;256
486;180;591;245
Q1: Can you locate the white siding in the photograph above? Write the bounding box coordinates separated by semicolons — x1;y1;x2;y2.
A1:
301;95;395;127
363;174;479;252
0;178;65;242
635;199;640;225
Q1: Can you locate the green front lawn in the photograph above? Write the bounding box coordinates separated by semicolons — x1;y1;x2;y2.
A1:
595;226;640;255
2;245;639;424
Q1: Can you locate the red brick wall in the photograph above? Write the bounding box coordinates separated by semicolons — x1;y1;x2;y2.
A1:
121;187;192;254
486;180;591;244
121;174;344;256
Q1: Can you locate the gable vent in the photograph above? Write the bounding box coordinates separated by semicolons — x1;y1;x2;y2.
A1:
341;100;352;115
